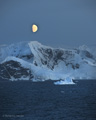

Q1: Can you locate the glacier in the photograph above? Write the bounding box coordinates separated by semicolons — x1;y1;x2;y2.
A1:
0;41;96;81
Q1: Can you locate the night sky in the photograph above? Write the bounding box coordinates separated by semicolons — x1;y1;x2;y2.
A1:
0;0;96;48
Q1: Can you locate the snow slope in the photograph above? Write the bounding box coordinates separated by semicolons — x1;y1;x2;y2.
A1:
0;41;33;63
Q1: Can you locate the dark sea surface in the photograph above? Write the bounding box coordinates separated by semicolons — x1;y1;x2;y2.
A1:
0;80;96;120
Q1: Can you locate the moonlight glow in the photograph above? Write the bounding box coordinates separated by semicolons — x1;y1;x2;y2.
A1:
32;24;38;32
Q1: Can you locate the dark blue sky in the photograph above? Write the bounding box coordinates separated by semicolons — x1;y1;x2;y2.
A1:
0;0;96;48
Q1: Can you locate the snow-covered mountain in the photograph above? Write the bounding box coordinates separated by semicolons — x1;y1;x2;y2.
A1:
0;41;96;81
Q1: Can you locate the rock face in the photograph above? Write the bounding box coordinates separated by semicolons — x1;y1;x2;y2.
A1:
0;41;96;81
0;60;33;80
28;41;96;69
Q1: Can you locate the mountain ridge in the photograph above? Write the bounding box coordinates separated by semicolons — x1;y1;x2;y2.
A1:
0;41;96;81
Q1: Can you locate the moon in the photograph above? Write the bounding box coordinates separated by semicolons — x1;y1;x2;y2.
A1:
32;24;38;32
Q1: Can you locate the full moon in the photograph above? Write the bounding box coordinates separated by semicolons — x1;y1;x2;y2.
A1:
32;24;38;32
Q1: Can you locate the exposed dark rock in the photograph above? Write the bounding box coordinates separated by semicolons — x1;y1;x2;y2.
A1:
21;54;33;59
84;51;93;58
0;60;34;80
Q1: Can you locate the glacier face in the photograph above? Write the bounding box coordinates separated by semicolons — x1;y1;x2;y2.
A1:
0;41;96;81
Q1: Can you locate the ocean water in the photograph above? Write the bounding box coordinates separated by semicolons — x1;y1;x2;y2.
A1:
0;80;96;120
